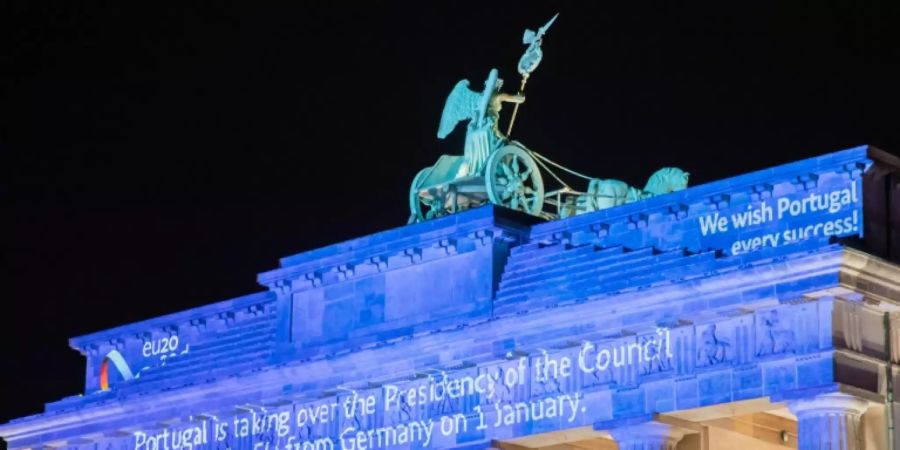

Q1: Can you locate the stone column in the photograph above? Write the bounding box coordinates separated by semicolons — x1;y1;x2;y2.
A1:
609;422;684;450
789;392;870;450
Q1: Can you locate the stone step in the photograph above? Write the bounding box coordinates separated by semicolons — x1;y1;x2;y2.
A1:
559;251;718;301
133;343;274;384
496;248;687;302
506;243;578;266
509;241;557;256
104;349;276;399
178;319;275;348
67;347;276;410
506;241;585;265
497;251;715;307
500;246;629;290
189;323;277;350
205;315;276;333
497;247;660;297
128;332;274;379
504;243;606;274
144;330;275;371
500;251;699;305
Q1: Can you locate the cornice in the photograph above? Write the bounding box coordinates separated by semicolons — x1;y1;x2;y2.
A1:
839;247;900;304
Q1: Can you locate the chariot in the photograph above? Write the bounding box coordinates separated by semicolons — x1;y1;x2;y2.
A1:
408;140;690;223
410;142;567;221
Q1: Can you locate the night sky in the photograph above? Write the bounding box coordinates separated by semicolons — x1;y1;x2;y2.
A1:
2;2;900;426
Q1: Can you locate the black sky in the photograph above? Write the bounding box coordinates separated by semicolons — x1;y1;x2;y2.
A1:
2;2;900;425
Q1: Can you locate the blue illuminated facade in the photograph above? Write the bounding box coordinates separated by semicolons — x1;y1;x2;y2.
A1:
3;145;900;450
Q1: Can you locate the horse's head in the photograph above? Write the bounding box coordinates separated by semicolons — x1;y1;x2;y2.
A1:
644;167;690;196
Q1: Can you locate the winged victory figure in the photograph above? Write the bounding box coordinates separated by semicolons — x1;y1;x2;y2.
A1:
437;68;524;177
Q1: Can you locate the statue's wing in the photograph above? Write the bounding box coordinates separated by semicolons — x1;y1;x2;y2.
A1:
437;80;480;139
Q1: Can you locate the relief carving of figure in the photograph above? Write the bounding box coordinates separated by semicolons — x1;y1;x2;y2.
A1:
697;324;730;366
388;391;413;425
641;336;670;374
757;310;796;356
536;364;564;395
488;366;515;406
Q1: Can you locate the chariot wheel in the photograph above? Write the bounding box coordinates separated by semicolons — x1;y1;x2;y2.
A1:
485;145;545;215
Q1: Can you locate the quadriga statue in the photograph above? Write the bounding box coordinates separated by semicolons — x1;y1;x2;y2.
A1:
408;14;692;223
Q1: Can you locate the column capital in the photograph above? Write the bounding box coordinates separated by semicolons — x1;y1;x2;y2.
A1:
789;392;869;418
789;393;870;450
609;421;685;450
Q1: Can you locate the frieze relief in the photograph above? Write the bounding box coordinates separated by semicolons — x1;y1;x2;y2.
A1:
697;324;730;366
755;308;798;357
639;332;673;375
294;398;339;446
337;386;380;434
